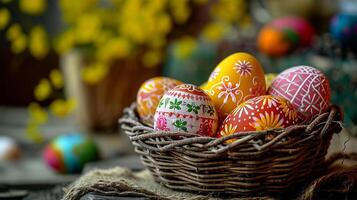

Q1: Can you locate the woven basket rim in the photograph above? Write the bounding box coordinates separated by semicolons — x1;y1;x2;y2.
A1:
119;103;343;155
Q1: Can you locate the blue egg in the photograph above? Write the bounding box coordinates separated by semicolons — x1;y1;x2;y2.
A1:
330;13;357;50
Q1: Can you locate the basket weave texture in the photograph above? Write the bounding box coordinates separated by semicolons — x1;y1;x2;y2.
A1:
119;103;343;195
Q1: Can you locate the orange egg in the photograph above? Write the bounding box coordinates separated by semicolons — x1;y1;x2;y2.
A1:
257;26;291;57
203;52;266;118
136;77;182;126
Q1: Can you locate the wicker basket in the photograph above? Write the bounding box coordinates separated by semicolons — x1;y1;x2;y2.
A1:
119;103;343;196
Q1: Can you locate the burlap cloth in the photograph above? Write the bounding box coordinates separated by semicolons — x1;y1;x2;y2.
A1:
62;167;273;200
63;153;357;200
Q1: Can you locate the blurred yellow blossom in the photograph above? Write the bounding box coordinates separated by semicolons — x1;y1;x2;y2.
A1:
149;36;166;49
75;12;102;44
54;30;75;55
143;50;162;68
82;62;109;84
202;22;230;42
11;34;27;54
26;123;44;143
170;0;191;24
96;37;131;62
174;36;197;59
146;0;167;12
210;0;246;23
28;102;48;124
156;13;172;34
49;69;64;89
49;98;76;118
59;0;97;23
19;0;46;15
34;79;52;101
6;24;22;41
94;30;113;47
29;26;49;59
120;19;148;44
118;0;173;45
0;8;10;30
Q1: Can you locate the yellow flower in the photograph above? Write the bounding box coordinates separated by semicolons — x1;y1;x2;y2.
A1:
19;0;46;15
219;123;237;143
59;0;97;23
147;0;167;12
28;102;48;124
6;24;22;41
34;79;52;101
29;26;49;59
220;123;237;137
210;0;246;23
96;37;131;62
81;62;109;85
120;19;148;44
142;50;162;68
170;0;190;24
94;30;113;47
156;13;172;34
202;22;230;43
149;36;166;48
11;34;27;54
49;98;76;118
278;97;298;121
0;8;10;30
26;123;44;143
54;30;75;54
75;12;102;44
250;111;284;131
49;69;64;89
174;36;197;59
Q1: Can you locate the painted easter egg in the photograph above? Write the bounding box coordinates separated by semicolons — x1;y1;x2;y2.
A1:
154;84;219;137
137;77;182;126
43;133;99;174
218;95;298;139
202;52;266;118
0;136;21;161
330;13;357;51
258;16;315;56
268;66;331;122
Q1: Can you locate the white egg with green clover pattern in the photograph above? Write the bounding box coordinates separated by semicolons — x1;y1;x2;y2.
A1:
154;84;219;137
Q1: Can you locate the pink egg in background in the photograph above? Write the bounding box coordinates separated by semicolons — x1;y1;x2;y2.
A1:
270;16;315;46
268;65;331;122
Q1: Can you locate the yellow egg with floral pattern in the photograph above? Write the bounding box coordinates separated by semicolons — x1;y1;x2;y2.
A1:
203;52;266;118
136;77;182;126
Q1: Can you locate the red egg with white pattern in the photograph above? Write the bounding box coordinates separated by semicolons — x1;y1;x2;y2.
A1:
218;95;298;140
